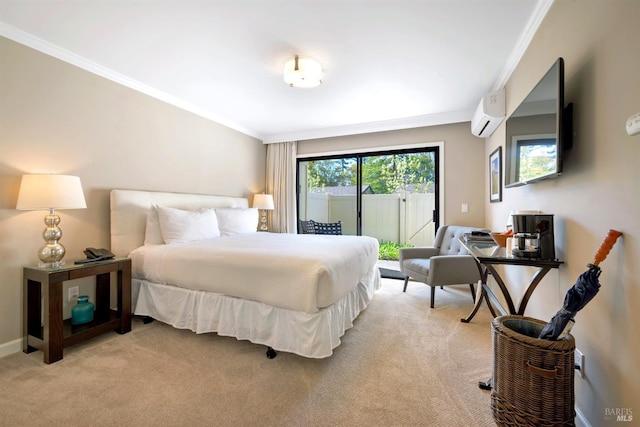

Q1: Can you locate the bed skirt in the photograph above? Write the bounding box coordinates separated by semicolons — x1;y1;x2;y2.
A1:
132;265;382;358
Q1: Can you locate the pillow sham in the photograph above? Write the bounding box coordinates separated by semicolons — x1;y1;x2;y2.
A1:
156;205;221;244
143;204;164;245
215;208;259;236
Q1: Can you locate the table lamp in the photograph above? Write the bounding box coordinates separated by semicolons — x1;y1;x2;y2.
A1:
16;174;87;268
252;194;274;231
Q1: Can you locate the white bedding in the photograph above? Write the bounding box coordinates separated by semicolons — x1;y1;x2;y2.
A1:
133;265;380;358
110;189;382;358
130;232;379;313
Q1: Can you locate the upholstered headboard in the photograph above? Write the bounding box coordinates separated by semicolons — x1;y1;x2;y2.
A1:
110;189;248;257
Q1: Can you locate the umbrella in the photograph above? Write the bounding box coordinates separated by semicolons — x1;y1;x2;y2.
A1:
538;229;622;340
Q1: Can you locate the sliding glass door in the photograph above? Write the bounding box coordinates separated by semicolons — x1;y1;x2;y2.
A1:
297;147;439;248
297;156;358;234
360;151;438;247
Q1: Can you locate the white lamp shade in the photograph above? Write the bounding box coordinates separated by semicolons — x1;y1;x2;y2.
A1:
16;174;87;210
283;56;323;88
252;194;274;210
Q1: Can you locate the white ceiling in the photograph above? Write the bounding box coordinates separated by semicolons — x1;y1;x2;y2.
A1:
0;0;552;143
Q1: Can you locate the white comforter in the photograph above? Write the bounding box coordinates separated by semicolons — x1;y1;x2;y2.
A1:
129;232;379;313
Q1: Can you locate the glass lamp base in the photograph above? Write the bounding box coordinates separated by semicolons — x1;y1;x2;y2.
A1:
37;209;67;269
260;211;269;232
38;260;66;270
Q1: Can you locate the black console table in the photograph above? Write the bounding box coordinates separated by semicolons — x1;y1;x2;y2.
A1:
459;239;563;390
459;239;563;323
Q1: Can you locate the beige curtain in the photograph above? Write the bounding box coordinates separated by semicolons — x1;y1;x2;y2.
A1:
266;141;297;233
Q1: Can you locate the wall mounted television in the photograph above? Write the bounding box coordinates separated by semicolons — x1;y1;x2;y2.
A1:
505;57;573;187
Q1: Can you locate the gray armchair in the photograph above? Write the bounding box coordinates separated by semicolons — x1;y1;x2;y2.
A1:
399;225;484;308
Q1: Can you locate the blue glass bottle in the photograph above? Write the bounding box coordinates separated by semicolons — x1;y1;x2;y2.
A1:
71;295;94;325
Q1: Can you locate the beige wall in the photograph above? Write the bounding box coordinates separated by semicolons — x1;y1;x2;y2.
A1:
0;37;265;348
3;1;639;422
298;122;486;228
485;1;640;423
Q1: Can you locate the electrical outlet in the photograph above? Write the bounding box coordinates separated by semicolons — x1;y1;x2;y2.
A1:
68;286;79;301
461;203;469;213
575;348;585;379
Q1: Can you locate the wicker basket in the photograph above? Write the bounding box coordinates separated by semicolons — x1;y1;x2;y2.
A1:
491;315;576;427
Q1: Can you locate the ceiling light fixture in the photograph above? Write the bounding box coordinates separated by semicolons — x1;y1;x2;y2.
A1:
283;55;323;88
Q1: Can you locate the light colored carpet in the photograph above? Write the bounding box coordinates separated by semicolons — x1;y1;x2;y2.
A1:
0;279;495;426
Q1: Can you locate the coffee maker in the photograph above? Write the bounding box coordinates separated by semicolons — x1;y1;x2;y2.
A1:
511;214;556;260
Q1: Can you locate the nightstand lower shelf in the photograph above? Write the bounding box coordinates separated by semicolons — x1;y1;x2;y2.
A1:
23;258;132;364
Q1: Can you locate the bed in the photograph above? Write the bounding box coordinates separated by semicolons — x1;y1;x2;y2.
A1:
110;189;381;358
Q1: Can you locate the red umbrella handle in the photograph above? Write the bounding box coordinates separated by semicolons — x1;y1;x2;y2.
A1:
592;229;623;267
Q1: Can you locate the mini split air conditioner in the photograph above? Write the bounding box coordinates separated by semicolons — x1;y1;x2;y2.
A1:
471;89;505;137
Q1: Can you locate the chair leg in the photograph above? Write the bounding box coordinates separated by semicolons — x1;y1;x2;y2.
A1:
430;286;436;308
469;283;476;301
403;277;409;292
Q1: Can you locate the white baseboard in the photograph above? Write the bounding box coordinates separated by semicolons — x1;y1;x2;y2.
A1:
0;338;23;359
576;406;591;427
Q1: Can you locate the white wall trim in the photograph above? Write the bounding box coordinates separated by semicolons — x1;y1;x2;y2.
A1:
0;21;261;140
575;406;591;427
263;111;473;144
0;21;475;144
0;337;23;359
492;0;555;91
296;141;444;159
0;21;479;144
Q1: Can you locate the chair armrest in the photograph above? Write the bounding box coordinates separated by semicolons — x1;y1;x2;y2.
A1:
399;247;439;263
428;255;480;285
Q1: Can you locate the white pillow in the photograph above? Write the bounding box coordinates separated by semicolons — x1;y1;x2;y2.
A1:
215;208;259;236
144;204;164;245
156;205;221;244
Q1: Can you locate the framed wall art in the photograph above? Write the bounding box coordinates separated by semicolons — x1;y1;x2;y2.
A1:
489;146;502;203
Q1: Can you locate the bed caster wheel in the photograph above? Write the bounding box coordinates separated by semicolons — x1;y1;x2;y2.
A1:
266;347;277;359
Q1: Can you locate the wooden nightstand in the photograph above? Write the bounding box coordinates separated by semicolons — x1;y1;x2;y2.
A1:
23;258;132;364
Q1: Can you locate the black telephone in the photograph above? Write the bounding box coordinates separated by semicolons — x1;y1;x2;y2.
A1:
74;248;115;264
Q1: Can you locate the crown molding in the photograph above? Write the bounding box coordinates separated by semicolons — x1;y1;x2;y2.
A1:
262;109;474;144
2;20;513;145
0;22;261;140
492;0;554;90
